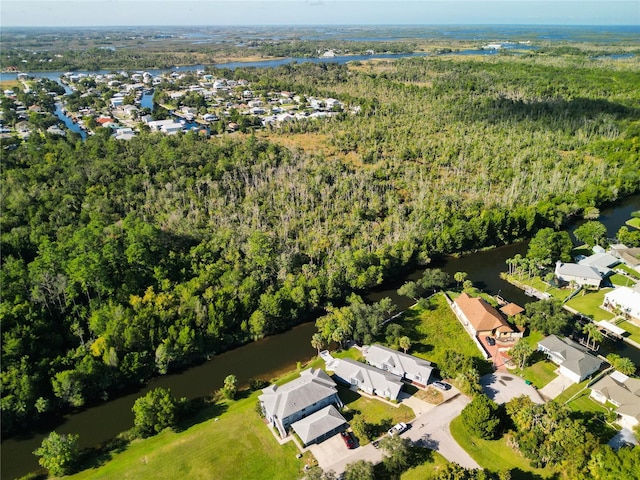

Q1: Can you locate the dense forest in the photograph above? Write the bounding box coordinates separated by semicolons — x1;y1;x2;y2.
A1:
2;54;639;435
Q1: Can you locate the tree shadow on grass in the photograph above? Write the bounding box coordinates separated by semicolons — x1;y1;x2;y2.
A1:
509;467;559;480
76;434;132;473
174;399;229;433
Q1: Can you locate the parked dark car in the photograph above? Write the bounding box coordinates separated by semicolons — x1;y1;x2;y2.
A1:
433;381;452;391
341;431;356;449
486;336;496;346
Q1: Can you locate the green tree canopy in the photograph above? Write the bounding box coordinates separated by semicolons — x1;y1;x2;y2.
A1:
606;354;637;376
509;340;534;370
526;228;573;267
132;387;180;438
588;445;640;480
222;374;238;400
574;221;607;247
379;433;412;475
460;393;502;440
524;299;571;335
33;431;80;477
343;459;375;480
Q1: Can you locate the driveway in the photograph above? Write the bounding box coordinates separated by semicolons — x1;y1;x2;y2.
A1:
480;372;544;404
315;393;479;474
538;373;574;400
404;394;480;469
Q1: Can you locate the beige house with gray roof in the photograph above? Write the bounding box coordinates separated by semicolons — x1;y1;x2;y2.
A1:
590;371;640;429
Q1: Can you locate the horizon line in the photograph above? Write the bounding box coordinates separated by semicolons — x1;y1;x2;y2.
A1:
3;23;640;29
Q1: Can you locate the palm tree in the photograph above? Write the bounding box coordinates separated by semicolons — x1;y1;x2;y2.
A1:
582;322;603;350
399;336;411;354
311;333;325;356
454;271;468;289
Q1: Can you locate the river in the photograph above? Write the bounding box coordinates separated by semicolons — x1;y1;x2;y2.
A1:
3;193;639;479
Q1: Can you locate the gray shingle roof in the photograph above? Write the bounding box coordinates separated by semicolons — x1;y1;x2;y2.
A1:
291;405;347;445
591;373;640;422
259;368;337;421
365;344;433;382
556;263;602;281
332;358;403;400
538;335;601;378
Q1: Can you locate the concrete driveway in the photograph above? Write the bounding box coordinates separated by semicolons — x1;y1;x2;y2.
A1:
309;433;357;471
315;392;479;474
404;394;480;469
538;373;574;400
480;372;544;404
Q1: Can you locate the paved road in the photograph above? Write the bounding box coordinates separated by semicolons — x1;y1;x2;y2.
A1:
480;372;545;404
315;393;479;474
404;394;480;469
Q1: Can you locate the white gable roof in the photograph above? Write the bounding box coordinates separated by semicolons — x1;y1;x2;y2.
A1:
365;344;433;382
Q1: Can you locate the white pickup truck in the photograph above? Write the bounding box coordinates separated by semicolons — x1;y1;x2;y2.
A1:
388;422;408;436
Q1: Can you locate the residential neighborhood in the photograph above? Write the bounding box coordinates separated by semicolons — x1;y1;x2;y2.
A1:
1;69;355;142
254;280;639;477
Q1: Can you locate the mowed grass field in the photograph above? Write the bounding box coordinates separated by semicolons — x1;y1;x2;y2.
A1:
69;392;306;480
398;293;483;367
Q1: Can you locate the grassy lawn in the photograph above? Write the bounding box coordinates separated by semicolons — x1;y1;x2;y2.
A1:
554;379;589;404
517;360;558;389
69;391;307;480
333;347;364;362
401;452;450;480
564;389;609;415
565;288;615;321
618;321;640;343
397;293;482;367
626;217;640;229
338;384;414;426
609;273;633;287
449;417;552;479
615;264;640;280
510;274;571;301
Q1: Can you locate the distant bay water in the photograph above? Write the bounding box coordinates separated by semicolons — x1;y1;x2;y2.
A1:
2;24;637;82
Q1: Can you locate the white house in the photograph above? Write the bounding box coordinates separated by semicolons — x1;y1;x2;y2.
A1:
577;252;619;277
147;119;183;135
364;344;433;387
603;287;640;322
258;368;344;440
330;358;403;400
554;261;602;289
590;371;640;429
538;335;602;383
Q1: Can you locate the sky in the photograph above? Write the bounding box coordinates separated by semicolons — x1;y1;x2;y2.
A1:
1;1;639;27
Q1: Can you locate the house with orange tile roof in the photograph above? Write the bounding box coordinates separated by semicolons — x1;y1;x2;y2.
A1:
452;292;516;338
